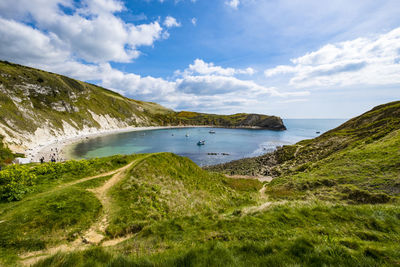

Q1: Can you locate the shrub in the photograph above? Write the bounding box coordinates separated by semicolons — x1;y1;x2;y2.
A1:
0;165;37;201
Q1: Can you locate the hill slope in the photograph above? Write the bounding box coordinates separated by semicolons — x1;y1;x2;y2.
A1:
208;101;400;178
0;61;285;156
0;99;399;265
0;150;398;266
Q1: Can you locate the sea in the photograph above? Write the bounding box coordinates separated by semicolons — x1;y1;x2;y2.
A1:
67;119;347;166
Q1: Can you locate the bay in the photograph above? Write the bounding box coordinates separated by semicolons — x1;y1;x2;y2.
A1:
67;119;347;166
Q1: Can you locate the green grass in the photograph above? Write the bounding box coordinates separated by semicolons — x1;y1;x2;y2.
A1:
225;178;263;192
0;186;101;264
266;129;400;202
106;153;258;237
0;154;139;264
1;97;400;265
0;150;398;266
35;202;400;266
208;101;400;178
0;154;139;202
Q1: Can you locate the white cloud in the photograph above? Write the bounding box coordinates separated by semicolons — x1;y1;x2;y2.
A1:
178;59;255;77
0;0;310;114
0;18;69;65
277;98;308;104
164;16;181;28
265;27;400;88
176;75;275;96
226;0;240;9
48;59;307;113
80;0;125;15
191;17;197;26
0;0;166;63
92;61;309;113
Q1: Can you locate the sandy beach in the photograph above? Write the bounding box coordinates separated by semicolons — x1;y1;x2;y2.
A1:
28;126;195;163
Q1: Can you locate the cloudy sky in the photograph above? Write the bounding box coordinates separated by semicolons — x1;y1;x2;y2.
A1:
0;0;399;118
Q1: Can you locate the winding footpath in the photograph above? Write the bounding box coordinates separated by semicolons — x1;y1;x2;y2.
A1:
19;156;150;266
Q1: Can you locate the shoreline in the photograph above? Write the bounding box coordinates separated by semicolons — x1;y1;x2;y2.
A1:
29;125;215;163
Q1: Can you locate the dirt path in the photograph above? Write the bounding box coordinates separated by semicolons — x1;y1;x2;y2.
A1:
2;168;123;214
79;159;140;245
238;178;289;216
20;156;149;266
294;144;304;158
226;174;273;183
59;168;121;188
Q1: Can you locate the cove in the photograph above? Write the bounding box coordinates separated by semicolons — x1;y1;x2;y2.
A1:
67;119;346;166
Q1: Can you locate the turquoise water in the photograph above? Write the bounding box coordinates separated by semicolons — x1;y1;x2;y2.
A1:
68;119;347;166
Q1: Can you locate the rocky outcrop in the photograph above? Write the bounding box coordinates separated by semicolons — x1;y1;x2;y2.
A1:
237;114;286;130
174;112;286;131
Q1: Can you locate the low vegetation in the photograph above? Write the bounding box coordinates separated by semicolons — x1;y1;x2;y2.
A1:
0;154;138;202
0;95;399;266
208;101;400;178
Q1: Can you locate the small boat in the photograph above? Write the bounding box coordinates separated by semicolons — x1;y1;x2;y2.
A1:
316;131;320;134
209;130;216;134
197;140;205;146
185;133;189;137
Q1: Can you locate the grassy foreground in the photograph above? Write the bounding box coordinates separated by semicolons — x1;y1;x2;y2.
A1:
0;151;398;266
0;101;399;266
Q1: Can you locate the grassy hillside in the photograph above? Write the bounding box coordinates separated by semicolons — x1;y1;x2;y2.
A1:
0;110;399;267
172;111;286;130
0;60;285;153
0;61;173;146
1;73;398;266
208;101;400;178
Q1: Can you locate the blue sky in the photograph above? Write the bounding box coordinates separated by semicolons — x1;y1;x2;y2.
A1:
0;0;399;118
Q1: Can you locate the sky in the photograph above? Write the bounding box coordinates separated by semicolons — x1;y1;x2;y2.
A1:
0;0;399;118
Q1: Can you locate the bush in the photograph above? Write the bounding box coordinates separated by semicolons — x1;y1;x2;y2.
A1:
0;155;134;202
0;165;36;201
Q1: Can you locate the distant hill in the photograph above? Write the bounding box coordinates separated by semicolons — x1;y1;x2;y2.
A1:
208;100;400;200
0;60;285;158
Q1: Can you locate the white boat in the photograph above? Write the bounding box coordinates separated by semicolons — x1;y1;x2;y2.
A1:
209;130;216;134
197;140;205;145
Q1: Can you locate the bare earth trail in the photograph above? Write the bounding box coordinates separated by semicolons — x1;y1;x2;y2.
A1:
220;175;280;217
294;144;304;158
19;155;151;266
227;176;285;216
225;175;273;183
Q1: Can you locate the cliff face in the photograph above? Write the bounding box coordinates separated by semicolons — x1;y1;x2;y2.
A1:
173;112;286;130
0;61;175;152
237;114;286;130
0;61;285;154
